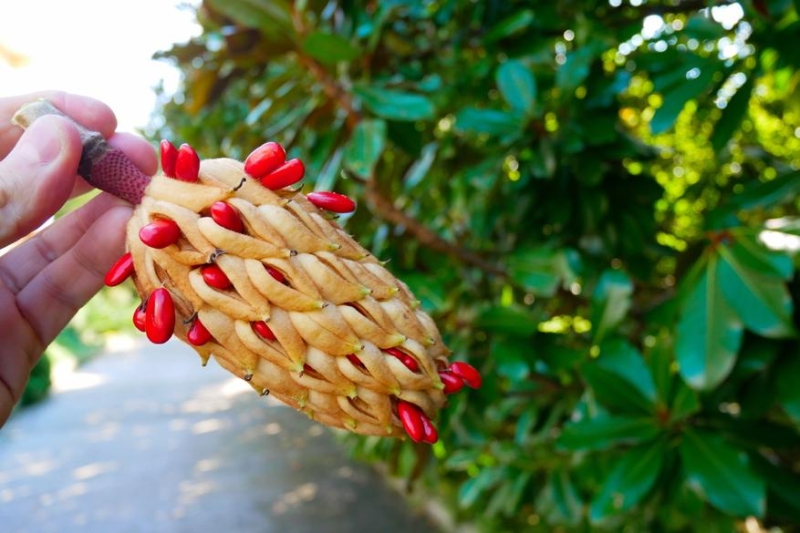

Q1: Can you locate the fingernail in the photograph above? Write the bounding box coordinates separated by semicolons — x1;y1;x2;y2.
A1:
26;117;69;165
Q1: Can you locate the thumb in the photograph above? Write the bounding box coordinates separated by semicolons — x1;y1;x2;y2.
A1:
0;115;82;248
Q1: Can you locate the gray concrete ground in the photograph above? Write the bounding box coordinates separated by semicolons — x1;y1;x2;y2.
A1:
0;338;441;533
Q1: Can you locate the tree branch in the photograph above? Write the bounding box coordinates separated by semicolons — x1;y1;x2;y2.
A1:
289;11;505;278
363;177;506;277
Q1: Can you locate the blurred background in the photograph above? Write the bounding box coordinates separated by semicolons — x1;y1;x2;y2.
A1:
3;1;800;532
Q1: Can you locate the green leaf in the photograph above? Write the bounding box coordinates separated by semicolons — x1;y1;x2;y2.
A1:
536;469;583;527
403;142;437;190
490;337;531;383
589;441;666;521
670;381;701;421
354;85;435;121
496;60;537;115
484;9;534;43
507;247;572;297
775;354;800;423
651;65;718;134
583;362;656;416
717;243;795;338
476;305;539;337
590;269;633;344
683;15;725;40
728;232;793;280
751;454;800;520
679;429;766;517
343;119;386;179
206;0;292;35
301;31;360;65
556;43;603;92
557;413;661;451
399;271;447;310
458;467;504;508
711;73;754;152
596;339;658;405
675;254;744;390
720;170;800;213
454;108;525;136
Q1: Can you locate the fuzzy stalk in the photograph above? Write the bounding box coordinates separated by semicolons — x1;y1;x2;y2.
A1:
11;99;151;204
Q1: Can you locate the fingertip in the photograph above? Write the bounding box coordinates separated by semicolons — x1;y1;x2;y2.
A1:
0;115;82;245
44;91;118;138
108;133;158;177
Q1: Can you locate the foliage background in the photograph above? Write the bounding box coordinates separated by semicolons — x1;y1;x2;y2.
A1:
74;0;800;531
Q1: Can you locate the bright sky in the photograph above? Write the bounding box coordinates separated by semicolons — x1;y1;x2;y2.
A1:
0;0;202;132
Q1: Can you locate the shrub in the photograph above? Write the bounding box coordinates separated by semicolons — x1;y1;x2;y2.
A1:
152;1;800;530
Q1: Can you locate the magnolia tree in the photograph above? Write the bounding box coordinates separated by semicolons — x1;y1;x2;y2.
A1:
151;1;800;530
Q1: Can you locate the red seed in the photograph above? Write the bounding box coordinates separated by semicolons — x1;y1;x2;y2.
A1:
449;361;482;389
306;191;356;214
210;201;244;233
384;347;419;372
145;288;175;344
160;140;178;177
201;264;231;290
133;305;146;332
139;219;181;248
259;158;305;190
104;252;134;287
397;401;424;443
244;142;286;179
175;143;200;182
439;371;465;394
187;318;212;346
347;354;366;369
265;265;287;284
252;321;276;341
419;413;439;444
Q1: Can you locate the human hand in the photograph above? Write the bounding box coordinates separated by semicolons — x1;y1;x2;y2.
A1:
0;91;157;428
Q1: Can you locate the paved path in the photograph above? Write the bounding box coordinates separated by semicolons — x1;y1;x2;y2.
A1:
0;338;440;533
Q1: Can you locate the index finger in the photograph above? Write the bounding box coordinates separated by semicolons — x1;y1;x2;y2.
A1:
0;91;119;159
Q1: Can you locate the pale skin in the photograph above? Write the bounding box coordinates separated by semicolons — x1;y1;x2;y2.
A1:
0;91;157;428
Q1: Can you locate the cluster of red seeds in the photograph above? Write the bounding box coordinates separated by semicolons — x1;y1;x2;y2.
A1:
103;140;481;443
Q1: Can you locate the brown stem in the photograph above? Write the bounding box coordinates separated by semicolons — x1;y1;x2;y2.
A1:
291;22;504;278
12;100;151;204
364;177;506;277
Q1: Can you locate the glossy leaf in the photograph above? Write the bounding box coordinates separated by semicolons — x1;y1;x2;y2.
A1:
675;254;744;390
590;269;633;344
651;65;719;134
582;361;656;415
458;467;504;508
556;42;603;92
484;9;534;42
476;305;539;337
490;337;531;383
711;73;754;152
717;243;795;338
775;353;800;423
206;0;292;34
536;469;583;527
454;108;525;136
751;454;800;520
557;413;661;451
595;339;658;405
497;60;536;115
343;119;386;179
354;85;435;121
679;429;765;517
301;31;360;65
718;170;800;214
506;247;572;297
403;142;437;190
590;440;666;521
